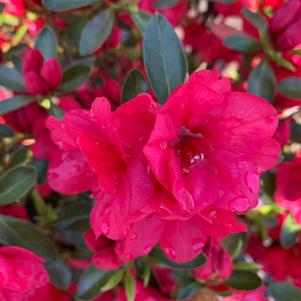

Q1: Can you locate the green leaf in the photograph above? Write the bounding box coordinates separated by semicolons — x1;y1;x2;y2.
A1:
60;64;92;92
0;66;25;92
4;44;28;61
130;10;151;33
177;282;199;299
50;104;65;119
0;166;37;205
242;7;268;32
122;69;148;102
151;247;206;269
101;269;124;292
32;158;49;184
248;60;276;102
143;13;187;103
222;234;245;259
224;34;260;53
278;77;301;99
268;282;301;301
0;214;71;289
79;9;114;56
76;265;113;300
233;262;261;271
280;214;301;248
124;272;136;301
42;0;97;11
0;124;14;138
0;96;35;115
35;26;58;59
225;270;261;291
154;0;179;8
10;146;29;166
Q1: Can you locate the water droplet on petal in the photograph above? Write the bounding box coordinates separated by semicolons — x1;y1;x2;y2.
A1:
164;247;176;259
130;233;137;240
237;160;248;168
160;141;168;150
245;172;259;194
228;197;250;213
182;168;190;175
125;253;133;260
209;210;217;218
100;221;110;235
192;241;205;253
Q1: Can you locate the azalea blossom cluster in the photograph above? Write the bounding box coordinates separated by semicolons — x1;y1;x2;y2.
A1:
0;0;301;300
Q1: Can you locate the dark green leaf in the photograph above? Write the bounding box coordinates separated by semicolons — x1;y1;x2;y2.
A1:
35;26;58;59
177;282;199;299
101;269;124;292
50;104;65;119
278;77;301;99
268;282;301;301
151;247;206;269
130;10;151;33
122;69;148;102
233;262;261;271
10;146;29;166
0;124;14;138
154;0;179;8
0;166;37;205
280;214;301;248
0;66;25;92
143;13;187;103
60;65;92;92
32;158;49;184
224;34;260;53
0;3;5;13
76;265;113;300
248;60;276;102
242;8;268;32
124;272;136;301
42;0;97;11
79;9;114;55
4;44;28;61
225;271;261;291
0;214;71;289
0;96;34;115
222;233;245;259
291;120;301;143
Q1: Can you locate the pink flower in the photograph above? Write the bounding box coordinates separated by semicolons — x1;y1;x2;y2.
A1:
275;152;301;223
0;246;49;299
1;0;27;17
270;0;301;51
144;70;280;218
22;49;62;95
0;204;28;220
194;239;233;282
27;283;71;301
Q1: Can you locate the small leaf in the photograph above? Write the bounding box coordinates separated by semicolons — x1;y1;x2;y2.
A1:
0;96;35;116
101;269;124;292
248;60;276;102
79;9;114;55
76;265;113;300
124;272;136;301
0;124;14;138
278;77;301;99
0;166;37;205
35;26;58;59
50;104;65;119
268;282;301;301
42;0;97;11
143;13;187;103
151;247;206;269
32;158;49;184
122;69;148;102
60;65;92;92
130;10;151;33
225;271;261;291
0;66;25;92
0;214;71;289
280;214;301;248
177;282;199;299
224;34;260;53
242;8;268;32
154;0;179;8
233;262;261;271
10;146;29;166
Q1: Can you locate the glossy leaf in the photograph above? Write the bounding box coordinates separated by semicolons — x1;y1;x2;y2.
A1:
242;8;268;32
224;34;260;53
0;124;14;138
0;166;37;205
278;77;301;99
130;10;151;32
0;214;71;289
280;214;301;248
154;0;179;8
101;269;124;292
225;271;261;291
0;96;35;115
143;13;187;103
35;26;58;59
268;282;301;301
248;60;276;102
0;66;25;92
124;272;136;301
122;69;148;102
42;0;97;11
79;9;114;55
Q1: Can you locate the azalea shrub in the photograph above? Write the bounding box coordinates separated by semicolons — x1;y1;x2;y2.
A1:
1;0;301;300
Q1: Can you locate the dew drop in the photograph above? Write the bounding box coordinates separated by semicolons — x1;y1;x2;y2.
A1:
245;172;259;194
228;197;250;213
164;247;176;259
130;233;137;240
181;168;190;175
125;253;133;260
192;241;204;253
218;190;224;198
100;221;110;235
237;160;248;168
209;210;217;219
160;141;168;150
265;115;276;124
